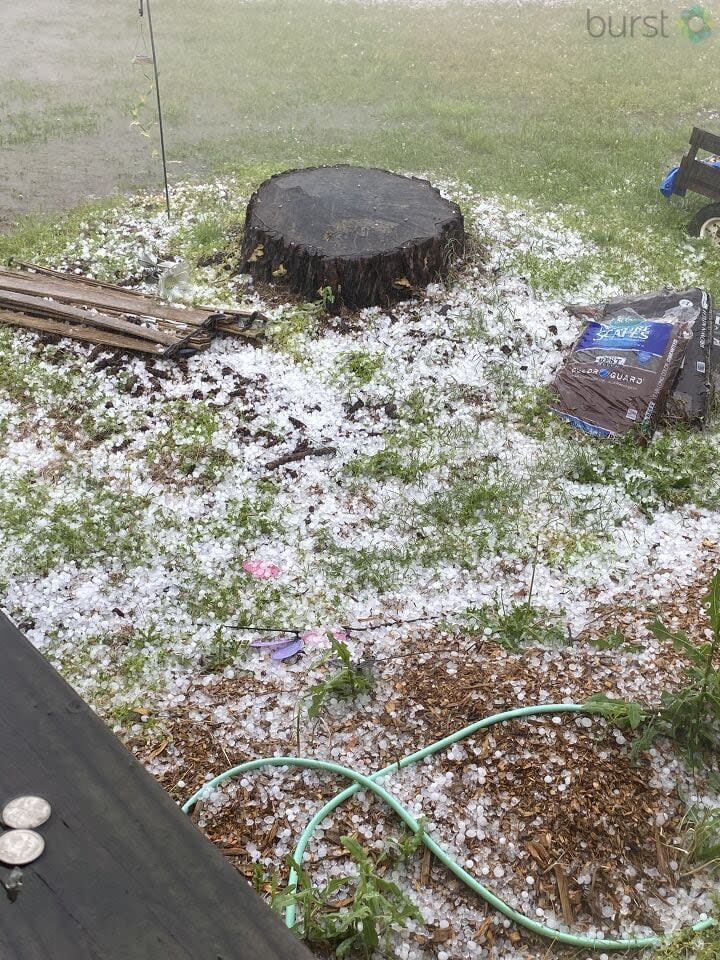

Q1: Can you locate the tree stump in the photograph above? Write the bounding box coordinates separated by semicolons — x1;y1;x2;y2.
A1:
240;165;465;308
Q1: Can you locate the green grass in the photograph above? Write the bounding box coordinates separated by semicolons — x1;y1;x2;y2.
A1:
266;300;325;359
653;910;720;960
0;197;123;266
200;629;249;673
145;399;235;483
683;805;720;871
0;103;98;147
558;427;720;515
0;473;152;578
168;1;720;293
175;485;294;625
49;622;186;722
3;0;720;297
454;600;568;651
334;349;385;387
0;328;91;405
273;836;422;957
345;448;437;484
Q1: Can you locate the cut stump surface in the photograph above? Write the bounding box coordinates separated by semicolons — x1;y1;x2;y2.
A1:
240;165;465;308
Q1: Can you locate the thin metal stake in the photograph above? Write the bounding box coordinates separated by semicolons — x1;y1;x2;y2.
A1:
142;0;171;219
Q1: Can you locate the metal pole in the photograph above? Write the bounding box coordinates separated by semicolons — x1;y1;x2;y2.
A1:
143;0;171;219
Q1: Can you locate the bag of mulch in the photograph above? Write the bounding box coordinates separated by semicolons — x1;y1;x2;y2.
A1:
664;291;714;424
550;290;702;439
709;314;720;413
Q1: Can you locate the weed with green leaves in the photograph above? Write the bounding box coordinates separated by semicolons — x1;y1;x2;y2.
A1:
585;571;720;768
201;629;247;673
458;599;567;652
681;805;720;872
335;350;385;387
274;836;422;958
587;628;643;653
454;544;567;651
296;634;374;752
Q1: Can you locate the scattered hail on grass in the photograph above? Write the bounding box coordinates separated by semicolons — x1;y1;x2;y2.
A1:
1;176;719;959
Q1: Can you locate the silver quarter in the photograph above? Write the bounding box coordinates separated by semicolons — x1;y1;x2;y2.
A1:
2;796;52;830
0;830;45;866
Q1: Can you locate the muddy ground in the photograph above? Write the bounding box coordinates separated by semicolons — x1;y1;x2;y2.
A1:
0;0;330;227
0;0;394;229
1;0;155;226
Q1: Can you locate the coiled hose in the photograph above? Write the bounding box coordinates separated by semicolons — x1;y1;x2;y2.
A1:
182;703;715;951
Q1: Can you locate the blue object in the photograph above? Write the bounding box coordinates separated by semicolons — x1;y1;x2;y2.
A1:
661;166;681;198
577;315;673;357
661;158;720;197
549;411;615;438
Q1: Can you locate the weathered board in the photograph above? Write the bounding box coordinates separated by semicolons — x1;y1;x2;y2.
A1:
241;165;465;308
0;612;313;960
0;266;267;357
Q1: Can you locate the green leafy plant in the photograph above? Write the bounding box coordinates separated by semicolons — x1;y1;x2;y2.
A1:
201;629;247;673
587;628;643;653
345;448;436;484
251;862;283;896
454;541;567;650
561;430;720;517
584;571;720;771
274;836;422;958
652;897;720;960
318;285;335;311
682;805;720;872
296;634;374;751
145;400;232;482
266;301;324;359
583;692;650;732
306;635;374;720
336;349;385;386
459;599;567;651
387;819;426;862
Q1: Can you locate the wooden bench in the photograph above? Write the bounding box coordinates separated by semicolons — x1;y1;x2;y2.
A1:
0;612;313;960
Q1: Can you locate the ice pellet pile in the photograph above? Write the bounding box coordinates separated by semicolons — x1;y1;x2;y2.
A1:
0;177;718;959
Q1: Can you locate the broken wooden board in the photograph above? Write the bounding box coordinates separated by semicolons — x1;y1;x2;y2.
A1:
0;264;266;358
0;290;182;348
0;310;168;356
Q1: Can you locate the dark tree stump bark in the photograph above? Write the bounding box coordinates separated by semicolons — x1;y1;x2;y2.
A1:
240;165;465;308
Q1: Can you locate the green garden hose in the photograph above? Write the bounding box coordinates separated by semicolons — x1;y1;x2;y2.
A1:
182;703;715;951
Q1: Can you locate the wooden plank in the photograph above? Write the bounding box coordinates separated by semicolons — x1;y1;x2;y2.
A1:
679;158;720;201
675;153;694;194
0;290;183;347
12;260;156;294
0;268;211;329
0;267;266;355
690;125;720;156
4;265;264;327
0;267;266;335
0;310;170;356
0;612;314;960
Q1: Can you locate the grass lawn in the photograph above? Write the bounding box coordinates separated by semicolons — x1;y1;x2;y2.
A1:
3;0;720;292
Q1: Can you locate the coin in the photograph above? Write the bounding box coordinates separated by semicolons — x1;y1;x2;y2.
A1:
0;830;45;866
2;796;51;830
